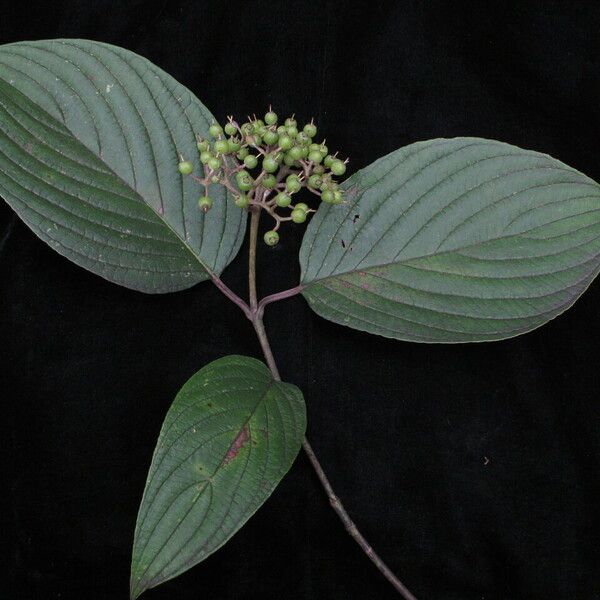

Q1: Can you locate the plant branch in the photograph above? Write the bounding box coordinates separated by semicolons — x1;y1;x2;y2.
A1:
257;284;304;318
244;213;418;600
210;273;252;320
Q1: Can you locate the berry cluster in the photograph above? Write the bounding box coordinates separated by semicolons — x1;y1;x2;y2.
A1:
177;108;348;245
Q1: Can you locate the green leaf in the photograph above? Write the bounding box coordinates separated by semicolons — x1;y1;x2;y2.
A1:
0;39;246;293
130;355;306;599
300;138;600;342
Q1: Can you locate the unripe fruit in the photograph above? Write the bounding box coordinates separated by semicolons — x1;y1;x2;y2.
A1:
324;154;335;167
331;160;346;176
277;125;287;135
288;146;304;160
333;190;344;204
296;132;310;145
264;230;280;246
283;154;297;166
294;202;309;212
308;174;323;188
236;170;253;191
291;208;307;223
263;130;279;146
224;122;237;136
321;189;334;203
319;144;328;156
199;151;212;164
313;165;326;175
265;111;278;125
209;124;223;138
214;139;229;154
235;194;249;208
263;155;279;173
198;196;213;211
286;125;299;138
275;192;292;207
227;138;241;153
285;117;297;128
237;147;249;159
262;174;276;188
197;139;210;152
286;174;301;193
208;157;222;171
178;160;194;175
303;123;317;137
308;150;323;164
244;154;258;169
278;135;293;150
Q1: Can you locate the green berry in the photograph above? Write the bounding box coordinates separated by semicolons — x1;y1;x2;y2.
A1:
262;174;277;189
308;150;323;164
333;190;344;204
265;111;278;125
235;194;249;208
304;123;317;137
199;151;212;164
321;189;334;203
308;174;323;188
286;174;302;193
275;192;291;207
244;154;258;169
296;132;310;145
264;230;280;246
277;125;287;135
198;196;213;211
208;157;222;171
241;123;253;135
283;153;297;166
197;139;210;152
237;147;249;159
224;122;237;136
209;124;223;138
286;125;298;138
227;138;241;153
278;135;293;150
330;160;346;176
319;144;328;156
291;208;307;223
263;130;279;146
313;165;325;175
263;155;279;173
285;117;297;128
178;160;194;175
324;154;335;167
236;170;253;191
295;202;309;212
214;139;229;154
288;146;304;160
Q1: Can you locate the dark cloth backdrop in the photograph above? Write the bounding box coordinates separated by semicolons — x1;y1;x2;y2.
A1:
2;2;599;599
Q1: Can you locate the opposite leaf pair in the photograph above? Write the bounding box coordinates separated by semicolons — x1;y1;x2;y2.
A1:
2;39;599;600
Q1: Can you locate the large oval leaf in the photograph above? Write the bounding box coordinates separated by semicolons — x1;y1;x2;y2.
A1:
130;355;306;599
0;39;246;293
300;137;600;342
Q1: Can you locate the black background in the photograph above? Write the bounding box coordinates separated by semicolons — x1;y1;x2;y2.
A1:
2;1;600;599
